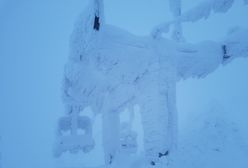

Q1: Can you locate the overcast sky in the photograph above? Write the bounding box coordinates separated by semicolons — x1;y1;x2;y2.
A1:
0;0;248;168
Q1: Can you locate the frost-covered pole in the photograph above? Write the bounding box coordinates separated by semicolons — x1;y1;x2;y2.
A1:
93;0;104;31
169;0;183;42
165;0;182;153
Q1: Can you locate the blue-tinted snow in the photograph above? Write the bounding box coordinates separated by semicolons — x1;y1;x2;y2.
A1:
0;0;248;168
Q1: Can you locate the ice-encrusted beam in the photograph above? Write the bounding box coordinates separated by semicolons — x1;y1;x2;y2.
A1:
152;0;237;38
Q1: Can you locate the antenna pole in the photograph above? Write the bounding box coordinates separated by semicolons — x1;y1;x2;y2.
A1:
93;0;104;31
169;0;183;42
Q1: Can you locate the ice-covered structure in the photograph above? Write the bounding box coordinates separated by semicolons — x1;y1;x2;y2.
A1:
152;0;246;38
55;0;248;167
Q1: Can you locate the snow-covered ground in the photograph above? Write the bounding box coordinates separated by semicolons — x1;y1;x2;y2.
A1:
53;101;248;168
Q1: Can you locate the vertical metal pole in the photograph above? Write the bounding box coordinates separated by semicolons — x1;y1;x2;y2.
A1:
169;0;183;42
71;106;78;136
93;0;105;28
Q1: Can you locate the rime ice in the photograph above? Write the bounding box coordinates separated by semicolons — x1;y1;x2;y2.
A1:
55;0;248;167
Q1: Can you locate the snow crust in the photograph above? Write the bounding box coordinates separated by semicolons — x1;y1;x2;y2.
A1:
56;106;248;168
173;106;248;168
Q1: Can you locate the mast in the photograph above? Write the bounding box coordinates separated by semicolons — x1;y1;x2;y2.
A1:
169;0;183;42
93;0;105;31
